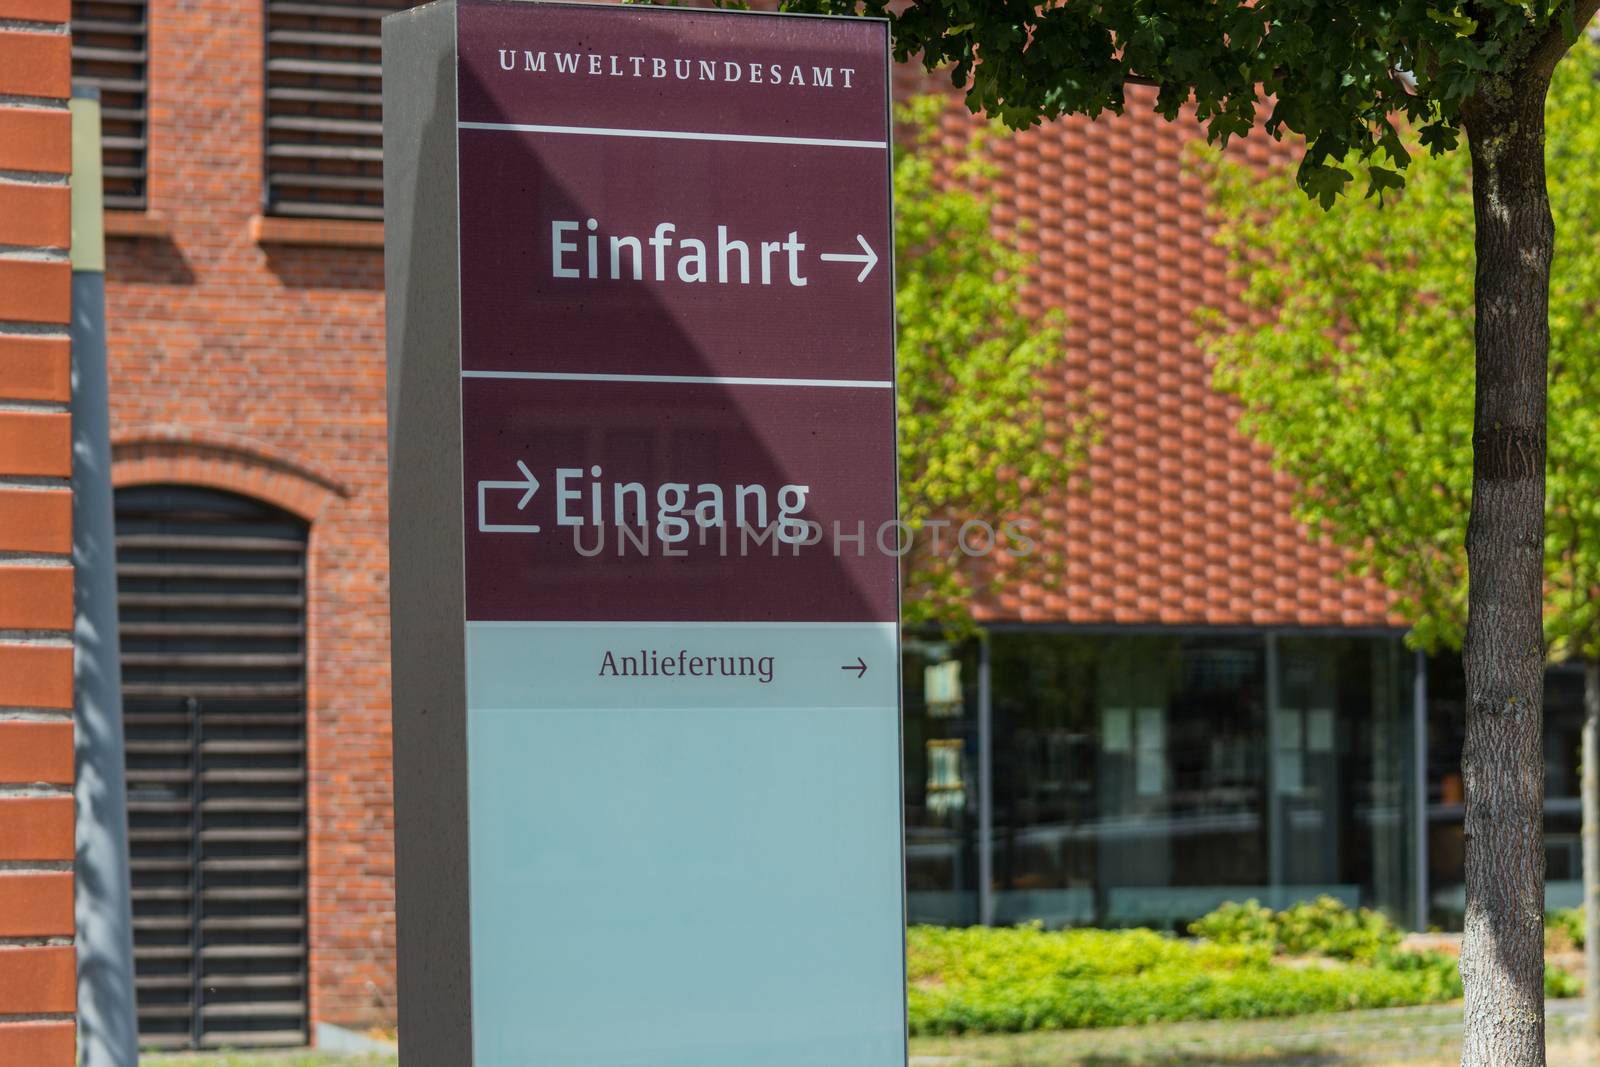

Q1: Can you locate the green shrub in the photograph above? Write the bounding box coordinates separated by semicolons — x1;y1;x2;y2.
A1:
1188;896;1401;961
1548;907;1586;951
1187;900;1276;951
1548;965;1583;998
905;924;1462;1035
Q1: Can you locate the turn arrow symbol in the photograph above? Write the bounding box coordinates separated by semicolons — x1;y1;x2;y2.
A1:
819;235;879;283
841;656;868;678
477;459;542;534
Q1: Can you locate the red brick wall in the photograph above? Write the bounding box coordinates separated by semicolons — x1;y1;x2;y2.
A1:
0;0;78;1060
101;0;396;1029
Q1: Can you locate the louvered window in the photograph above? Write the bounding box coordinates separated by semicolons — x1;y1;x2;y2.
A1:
266;0;416;220
71;0;148;211
117;486;310;1051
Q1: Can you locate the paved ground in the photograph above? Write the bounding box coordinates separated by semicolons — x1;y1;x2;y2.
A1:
142;1001;1593;1067
143;1054;395;1066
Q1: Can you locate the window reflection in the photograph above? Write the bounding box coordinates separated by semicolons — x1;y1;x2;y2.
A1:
1426;656;1584;927
985;631;1413;930
897;630;1597;934
902;637;980;925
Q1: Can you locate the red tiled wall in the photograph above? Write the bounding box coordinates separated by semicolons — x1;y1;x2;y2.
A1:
894;66;1393;626
102;0;395;1029
0;0;77;1060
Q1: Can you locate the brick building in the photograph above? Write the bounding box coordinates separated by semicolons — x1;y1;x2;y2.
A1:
0;0;79;1063
47;0;1583;1052
86;0;395;1046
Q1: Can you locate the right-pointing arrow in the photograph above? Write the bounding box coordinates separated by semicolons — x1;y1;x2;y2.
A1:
819;235;879;283
841;656;867;678
511;459;539;509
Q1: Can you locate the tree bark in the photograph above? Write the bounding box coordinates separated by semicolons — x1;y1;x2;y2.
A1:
1458;71;1555;1067
1584;660;1599;1039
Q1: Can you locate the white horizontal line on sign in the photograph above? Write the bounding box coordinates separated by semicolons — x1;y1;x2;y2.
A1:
461;370;893;389
458;120;888;150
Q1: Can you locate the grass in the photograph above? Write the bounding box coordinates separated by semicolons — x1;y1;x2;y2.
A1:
908;1000;1594;1066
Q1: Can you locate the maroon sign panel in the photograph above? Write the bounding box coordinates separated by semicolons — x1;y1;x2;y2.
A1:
454;0;897;623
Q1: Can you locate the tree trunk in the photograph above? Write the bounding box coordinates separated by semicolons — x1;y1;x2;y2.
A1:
1458;70;1555;1067
1584;660;1599;1039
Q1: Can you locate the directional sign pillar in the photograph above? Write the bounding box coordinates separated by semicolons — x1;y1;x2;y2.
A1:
383;4;902;1065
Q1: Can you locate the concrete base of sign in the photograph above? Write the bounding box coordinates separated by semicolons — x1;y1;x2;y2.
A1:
315;1022;398;1055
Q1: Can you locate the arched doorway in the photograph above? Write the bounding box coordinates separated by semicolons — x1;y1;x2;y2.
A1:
115;485;310;1050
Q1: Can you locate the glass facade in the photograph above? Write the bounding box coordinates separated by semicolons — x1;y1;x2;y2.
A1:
1425;657;1586;927
1272;636;1415;923
901;627;1599;934
904;628;1419;932
903;637;982;925
988;631;1414;929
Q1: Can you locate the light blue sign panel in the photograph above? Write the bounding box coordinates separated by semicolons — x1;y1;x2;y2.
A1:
466;622;906;1066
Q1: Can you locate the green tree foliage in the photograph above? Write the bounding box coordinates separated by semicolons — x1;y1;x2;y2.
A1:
893;98;1089;628
1200;40;1600;665
1199;46;1600;1049
788;1;1599;204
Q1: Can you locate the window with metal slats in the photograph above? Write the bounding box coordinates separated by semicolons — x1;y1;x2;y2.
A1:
117;485;309;1051
71;0;148;212
265;0;423;220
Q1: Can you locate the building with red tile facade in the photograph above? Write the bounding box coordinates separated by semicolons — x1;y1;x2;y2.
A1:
68;0;1585;1051
971;115;1392;629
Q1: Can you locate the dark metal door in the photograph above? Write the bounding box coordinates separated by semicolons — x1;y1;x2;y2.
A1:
116;485;310;1050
